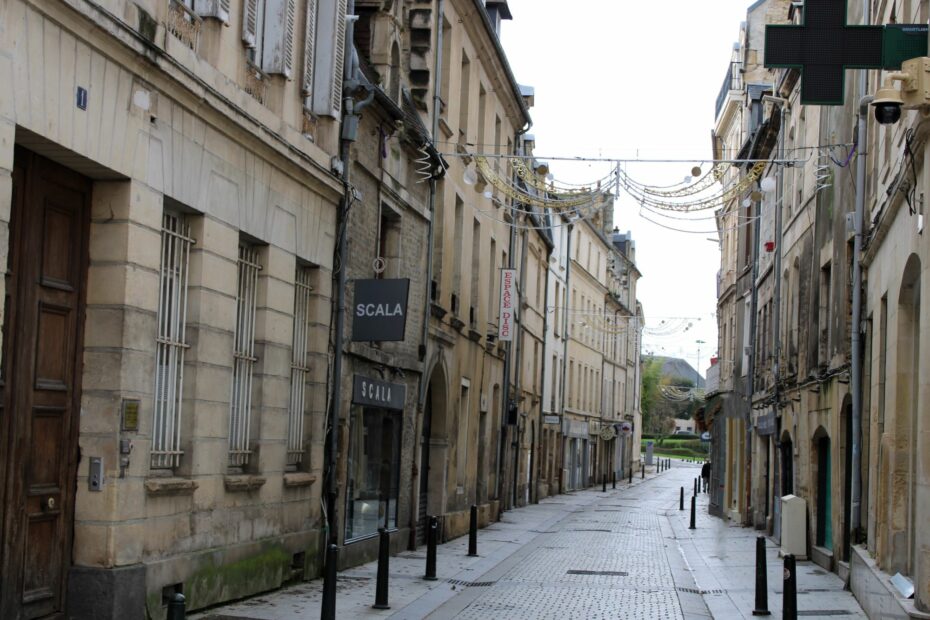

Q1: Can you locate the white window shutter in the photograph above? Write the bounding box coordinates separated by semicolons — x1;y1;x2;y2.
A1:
262;0;296;77
311;0;347;118
194;0;230;22
302;0;318;98
242;0;259;47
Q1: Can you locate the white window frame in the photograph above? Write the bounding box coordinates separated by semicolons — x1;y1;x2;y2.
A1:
287;266;314;467
152;212;194;470
229;244;262;468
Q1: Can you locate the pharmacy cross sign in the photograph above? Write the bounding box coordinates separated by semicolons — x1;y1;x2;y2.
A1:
765;0;884;105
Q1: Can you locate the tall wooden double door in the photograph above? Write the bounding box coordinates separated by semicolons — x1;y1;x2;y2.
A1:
1;148;90;618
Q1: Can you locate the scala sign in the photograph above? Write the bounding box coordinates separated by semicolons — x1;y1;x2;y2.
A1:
498;269;517;341
351;278;410;342
352;375;406;411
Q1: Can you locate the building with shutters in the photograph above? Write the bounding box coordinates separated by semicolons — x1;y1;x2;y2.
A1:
0;0;350;617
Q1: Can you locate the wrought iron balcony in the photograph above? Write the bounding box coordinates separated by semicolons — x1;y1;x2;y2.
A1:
715;61;744;119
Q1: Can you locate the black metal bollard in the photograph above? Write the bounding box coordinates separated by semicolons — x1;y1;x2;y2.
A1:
424;516;438;580
752;535;771;616
641;463;645;479
689;495;696;530
602;473;607;492
694;477;698;496
783;554;798;620
321;543;338;620
680;486;685;511
373;528;390;609
612;471;616;489
166;593;185;620
467;505;478;557
628;467;633;484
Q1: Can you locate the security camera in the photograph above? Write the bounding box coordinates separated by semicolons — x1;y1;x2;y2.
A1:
871;78;906;125
873;100;902;125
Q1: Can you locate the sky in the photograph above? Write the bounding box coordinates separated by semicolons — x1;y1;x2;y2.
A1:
499;0;761;377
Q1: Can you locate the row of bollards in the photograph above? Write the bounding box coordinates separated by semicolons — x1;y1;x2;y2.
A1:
749;534;797;618
372;507;480;610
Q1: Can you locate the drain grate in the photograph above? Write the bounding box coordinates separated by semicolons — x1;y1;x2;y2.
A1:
447;578;497;588
569;528;612;533
678;586;726;595
566;570;629;576
798;612;853;617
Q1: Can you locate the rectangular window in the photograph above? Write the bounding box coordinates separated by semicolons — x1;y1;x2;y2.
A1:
819;262;832;363
458;51;471;140
287;266;315;468
229;243;262;468
470;218;480;326
345;408;401;540
377;205;400;279
457;380;470;485
453;195;464;310
488;238;497;327
152;212;194;469
432;180;445;300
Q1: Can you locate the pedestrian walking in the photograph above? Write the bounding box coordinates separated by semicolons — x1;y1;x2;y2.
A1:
701;461;711;493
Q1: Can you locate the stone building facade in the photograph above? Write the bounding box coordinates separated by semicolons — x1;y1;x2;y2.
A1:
0;0;346;617
710;0;930;615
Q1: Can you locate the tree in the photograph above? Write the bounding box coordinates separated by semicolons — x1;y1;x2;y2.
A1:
640;358;663;433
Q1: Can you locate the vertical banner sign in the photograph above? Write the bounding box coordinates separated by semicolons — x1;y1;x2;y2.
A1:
498;269;517;341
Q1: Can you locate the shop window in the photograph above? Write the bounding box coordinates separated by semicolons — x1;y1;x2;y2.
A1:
345;408;401;540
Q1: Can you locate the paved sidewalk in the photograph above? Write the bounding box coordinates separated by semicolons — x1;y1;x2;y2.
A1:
192;461;868;619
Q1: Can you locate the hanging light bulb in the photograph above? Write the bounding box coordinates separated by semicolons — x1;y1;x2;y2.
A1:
463;163;478;186
760;177;777;193
483;189;493;199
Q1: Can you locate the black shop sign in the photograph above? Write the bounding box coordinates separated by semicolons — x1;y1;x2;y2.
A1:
351;278;410;342
352;375;407;411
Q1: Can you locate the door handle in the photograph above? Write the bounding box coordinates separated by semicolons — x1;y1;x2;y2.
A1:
45;497;56;511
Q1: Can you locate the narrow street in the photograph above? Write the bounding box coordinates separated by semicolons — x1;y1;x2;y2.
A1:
196;461;865;619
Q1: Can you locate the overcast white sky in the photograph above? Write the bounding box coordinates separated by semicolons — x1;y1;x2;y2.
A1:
500;0;760;377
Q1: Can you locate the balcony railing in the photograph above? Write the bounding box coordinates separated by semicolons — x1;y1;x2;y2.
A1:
715;61;744;119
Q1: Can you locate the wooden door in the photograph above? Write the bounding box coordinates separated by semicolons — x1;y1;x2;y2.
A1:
0;148;90;619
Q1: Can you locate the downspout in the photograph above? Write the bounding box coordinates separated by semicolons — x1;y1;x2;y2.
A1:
848;0;872;553
324;0;373;614
559;222;573;488
851;91;872;549
746;185;762;526
512;205;530;505
533;235;552;503
411;0;445;543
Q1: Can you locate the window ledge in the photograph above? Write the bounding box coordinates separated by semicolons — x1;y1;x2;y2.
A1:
224;475;267;493
145;477;198;497
283;472;317;489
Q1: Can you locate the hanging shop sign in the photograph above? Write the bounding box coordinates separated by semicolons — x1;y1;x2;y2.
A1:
352;375;407;411
498;269;517;341
543;415;562;426
599;426;617;441
351;278;410;342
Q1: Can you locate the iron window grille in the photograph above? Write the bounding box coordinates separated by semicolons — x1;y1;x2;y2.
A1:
229;244;262;468
152;212;194;469
286;267;314;467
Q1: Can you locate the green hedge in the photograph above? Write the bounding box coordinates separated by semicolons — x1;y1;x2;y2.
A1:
649;447;707;458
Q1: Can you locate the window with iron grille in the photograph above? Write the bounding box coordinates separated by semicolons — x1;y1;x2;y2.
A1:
287;266;314;467
152;212;194;469
229;244;262;468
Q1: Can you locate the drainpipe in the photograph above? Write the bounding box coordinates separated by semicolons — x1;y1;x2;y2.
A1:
745;183;762;526
559;222;573;488
533;237;552;503
323;1;373;613
512;205;530;505
763;94;788;527
851;90;872;549
411;0;445;547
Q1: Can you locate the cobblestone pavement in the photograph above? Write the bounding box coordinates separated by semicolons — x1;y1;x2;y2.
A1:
194;461;868;619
